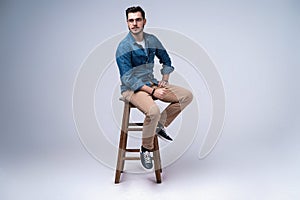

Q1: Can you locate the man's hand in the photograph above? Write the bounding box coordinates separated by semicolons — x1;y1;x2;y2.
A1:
158;80;169;88
153;87;168;99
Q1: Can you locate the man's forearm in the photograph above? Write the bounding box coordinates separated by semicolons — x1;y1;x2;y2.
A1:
140;85;154;94
162;74;169;81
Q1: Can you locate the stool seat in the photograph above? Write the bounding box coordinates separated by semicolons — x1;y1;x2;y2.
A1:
114;98;162;183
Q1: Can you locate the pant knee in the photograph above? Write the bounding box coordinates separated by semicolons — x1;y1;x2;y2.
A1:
147;104;160;119
186;90;193;103
181;90;193;105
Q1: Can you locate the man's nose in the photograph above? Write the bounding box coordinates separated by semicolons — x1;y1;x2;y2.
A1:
133;20;137;25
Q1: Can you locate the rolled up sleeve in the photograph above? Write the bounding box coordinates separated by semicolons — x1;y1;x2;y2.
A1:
161;64;174;75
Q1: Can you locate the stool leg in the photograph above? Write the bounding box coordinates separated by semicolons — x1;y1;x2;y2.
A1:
115;102;130;184
115;131;126;183
155;136;162;173
153;135;162;183
120;130;128;173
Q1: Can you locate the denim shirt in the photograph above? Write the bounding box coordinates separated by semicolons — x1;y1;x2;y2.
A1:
116;32;174;93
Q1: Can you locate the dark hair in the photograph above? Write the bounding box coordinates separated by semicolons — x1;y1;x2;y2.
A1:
126;6;145;19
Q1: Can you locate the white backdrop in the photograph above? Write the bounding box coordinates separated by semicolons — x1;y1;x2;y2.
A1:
1;0;299;199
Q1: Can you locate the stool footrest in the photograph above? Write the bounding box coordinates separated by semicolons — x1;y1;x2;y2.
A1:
127;128;143;131
124;157;140;160
126;149;140;152
129;122;143;126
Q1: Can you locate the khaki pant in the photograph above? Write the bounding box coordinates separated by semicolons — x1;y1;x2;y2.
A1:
122;84;193;150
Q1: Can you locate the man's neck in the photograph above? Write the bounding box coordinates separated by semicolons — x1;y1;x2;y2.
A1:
131;32;144;42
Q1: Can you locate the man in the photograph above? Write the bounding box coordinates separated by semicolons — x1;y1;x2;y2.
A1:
116;6;193;170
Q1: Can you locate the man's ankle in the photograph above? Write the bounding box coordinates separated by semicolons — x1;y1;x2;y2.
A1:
141;146;151;152
156;122;164;132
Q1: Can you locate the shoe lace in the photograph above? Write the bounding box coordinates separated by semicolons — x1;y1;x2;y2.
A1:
143;151;152;163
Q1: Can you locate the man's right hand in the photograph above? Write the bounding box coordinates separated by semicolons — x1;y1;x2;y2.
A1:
153;87;168;99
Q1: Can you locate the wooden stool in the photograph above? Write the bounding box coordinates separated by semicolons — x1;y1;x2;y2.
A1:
114;98;162;184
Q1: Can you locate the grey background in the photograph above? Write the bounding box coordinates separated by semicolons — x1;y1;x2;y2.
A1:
1;0;299;199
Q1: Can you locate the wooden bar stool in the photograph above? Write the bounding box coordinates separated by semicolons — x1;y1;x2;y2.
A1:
114;98;162;184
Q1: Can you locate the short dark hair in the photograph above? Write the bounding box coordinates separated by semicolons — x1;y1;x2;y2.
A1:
126;6;145;19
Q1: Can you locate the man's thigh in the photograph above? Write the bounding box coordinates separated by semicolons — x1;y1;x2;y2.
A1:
122;90;157;114
160;84;190;103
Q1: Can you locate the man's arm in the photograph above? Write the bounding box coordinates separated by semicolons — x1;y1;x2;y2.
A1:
151;36;173;88
139;85;154;94
153;36;174;76
116;44;145;92
139;85;168;99
158;74;169;87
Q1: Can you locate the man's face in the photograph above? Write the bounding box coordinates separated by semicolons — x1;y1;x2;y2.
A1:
127;12;146;35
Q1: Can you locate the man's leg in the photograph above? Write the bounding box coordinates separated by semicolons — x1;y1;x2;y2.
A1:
122;90;160;150
158;84;193;127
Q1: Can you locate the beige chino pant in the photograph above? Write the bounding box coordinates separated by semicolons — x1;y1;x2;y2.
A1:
122;84;193;150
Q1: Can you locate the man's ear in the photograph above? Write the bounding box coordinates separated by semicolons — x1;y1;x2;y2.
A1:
143;18;147;26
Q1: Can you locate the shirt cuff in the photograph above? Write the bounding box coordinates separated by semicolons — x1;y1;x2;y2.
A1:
161;65;174;75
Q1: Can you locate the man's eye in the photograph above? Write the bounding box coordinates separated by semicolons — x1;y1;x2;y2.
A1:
128;18;143;23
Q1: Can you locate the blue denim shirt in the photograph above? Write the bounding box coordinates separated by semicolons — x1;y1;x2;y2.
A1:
116;32;174;93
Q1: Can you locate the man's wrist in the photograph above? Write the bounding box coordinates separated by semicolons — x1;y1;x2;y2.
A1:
151;88;156;96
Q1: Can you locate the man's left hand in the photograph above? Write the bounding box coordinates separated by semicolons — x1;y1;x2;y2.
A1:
158;80;169;87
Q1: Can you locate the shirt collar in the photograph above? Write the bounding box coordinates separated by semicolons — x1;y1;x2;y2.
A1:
127;32;149;45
